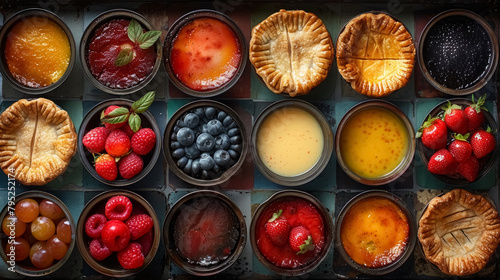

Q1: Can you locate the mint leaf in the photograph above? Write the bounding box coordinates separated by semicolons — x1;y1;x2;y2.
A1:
138;31;161;49
101;107;130;124
129;112;142;132
128;19;143;43
131;91;155;113
114;48;134;66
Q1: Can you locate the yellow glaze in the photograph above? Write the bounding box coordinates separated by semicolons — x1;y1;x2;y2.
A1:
339;108;408;178
257;107;323;177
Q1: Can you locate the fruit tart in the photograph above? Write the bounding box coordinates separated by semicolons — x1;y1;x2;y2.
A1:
336;12;415;97
0;98;77;185
418;189;500;276
249;9;334;97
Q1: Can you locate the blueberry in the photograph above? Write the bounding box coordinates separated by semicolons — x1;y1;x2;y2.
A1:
176;119;186;128
193;107;205;118
204;107;216;119
176;127;195;146
228;149;239;160
230;135;241;144
196;133;215;152
228;128;240;137
183;159;193;174
214;134;230;150
201;170;210;180
177;156;188;169
223;115;234;127
171;132;177;141
230;144;242;153
214;149;231;166
217;111;228;121
212;163;221;173
183;113;199;128
227;122;237;129
170;141;182;149
172;148;185;159
173;125;180;133
207;119;225;136
191;159;201;175
184;144;201;159
199;153;215;170
199;124;209;134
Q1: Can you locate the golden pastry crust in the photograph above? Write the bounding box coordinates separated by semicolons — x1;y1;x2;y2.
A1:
336;12;415;97
0;98;77;185
250;9;334;97
418;189;500;276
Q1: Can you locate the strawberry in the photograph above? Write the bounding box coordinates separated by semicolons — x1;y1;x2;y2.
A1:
101;220;131;252
95;154;118;181
89;238;112;261
458;155;480;182
118;152;144;179
465;95;487;132
83;127;110;153
416;116;448;150
131;128;156;155
123;122;139;138
125;214;153;240
117;242;144;269
102;106;127;130
105;196;133;221
105;129;131;157
85;214;108;239
442;101;468;134
289;226;315;254
265;209;290;246
448;133;471;163
428;149;458;175
471;127;496;159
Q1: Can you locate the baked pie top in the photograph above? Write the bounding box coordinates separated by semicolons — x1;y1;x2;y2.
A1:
250;9;334;97
418;189;500;276
0;98;77;185
336;12;415;97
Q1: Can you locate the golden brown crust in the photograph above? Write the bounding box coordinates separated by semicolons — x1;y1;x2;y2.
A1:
0;98;77;185
250;9;334;97
336;12;415;97
418;189;500;276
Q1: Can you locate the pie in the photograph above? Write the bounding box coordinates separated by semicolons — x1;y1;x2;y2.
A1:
336;12;415;97
249;9;334;97
418;189;500;276
0;98;77;185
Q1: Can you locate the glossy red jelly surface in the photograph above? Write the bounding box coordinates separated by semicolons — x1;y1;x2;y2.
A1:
87;19;156;89
170;17;241;91
255;197;325;268
173;197;239;266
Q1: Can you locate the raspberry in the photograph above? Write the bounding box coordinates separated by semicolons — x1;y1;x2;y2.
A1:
105;129;131;157
118;152;144;179
136;230;153;255
105;196;133;221
131;128;156;155
126;214;153;240
95;154;117;181
83;127;110;153
123;122;140;138
85;214;107;239
101;220;131;252
89;238;112;261
102;106;127;130
117;242;144;269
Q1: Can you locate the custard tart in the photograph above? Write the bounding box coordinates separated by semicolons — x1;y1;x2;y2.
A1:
250;9;334;97
0;98;77;185
418;189;500;276
336;12;415;97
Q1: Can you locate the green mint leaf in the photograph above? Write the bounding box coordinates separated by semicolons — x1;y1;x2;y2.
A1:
128;19;143;43
101;107;130;124
129;112;141;133
138;31;161;49
114;48;134;66
131;91;155;113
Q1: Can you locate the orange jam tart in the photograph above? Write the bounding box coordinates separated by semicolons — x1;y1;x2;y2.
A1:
4;16;70;88
341;197;409;268
170;17;241;91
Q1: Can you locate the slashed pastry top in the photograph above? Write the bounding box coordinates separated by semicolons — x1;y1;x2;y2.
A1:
418;189;500;276
0;98;77;185
336;12;415;97
250;9;334;97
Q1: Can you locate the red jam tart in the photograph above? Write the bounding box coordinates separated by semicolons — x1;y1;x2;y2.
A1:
340;196;409;268
255;197;325;268
169;17;241;91
86;19;156;89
